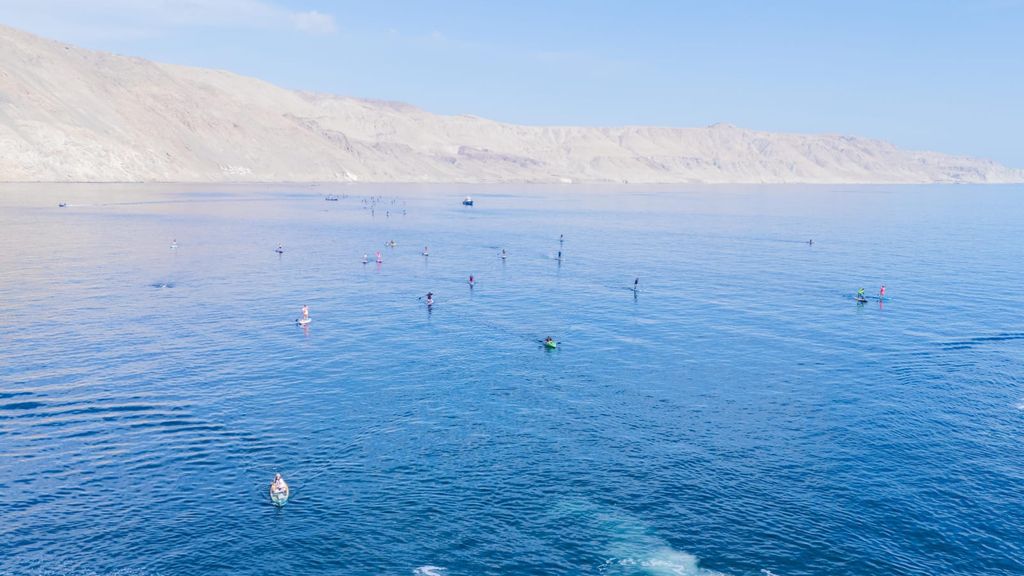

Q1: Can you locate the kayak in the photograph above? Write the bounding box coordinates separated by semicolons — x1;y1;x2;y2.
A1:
544;341;557;349
270;486;289;507
297;317;312;326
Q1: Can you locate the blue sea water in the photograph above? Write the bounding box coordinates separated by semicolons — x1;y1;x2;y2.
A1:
0;183;1022;576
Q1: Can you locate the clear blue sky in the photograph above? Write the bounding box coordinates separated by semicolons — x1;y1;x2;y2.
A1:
4;0;1023;166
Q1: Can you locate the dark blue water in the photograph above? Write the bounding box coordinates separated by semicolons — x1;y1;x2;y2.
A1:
1;183;1022;576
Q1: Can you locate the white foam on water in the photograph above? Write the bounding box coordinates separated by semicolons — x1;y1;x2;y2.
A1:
545;497;731;576
601;547;728;575
413;566;447;576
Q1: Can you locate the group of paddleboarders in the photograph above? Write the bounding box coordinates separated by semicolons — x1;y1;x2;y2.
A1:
855;285;886;302
289;232;641;358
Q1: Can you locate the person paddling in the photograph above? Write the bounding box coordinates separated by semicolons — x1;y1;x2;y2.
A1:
376;251;383;263
500;248;507;259
362;253;368;264
468;275;475;287
270;473;289;504
423;245;429;256
879;284;886;298
271;473;288;494
301;305;310;321
426;292;434;306
857;288;866;301
633;277;639;291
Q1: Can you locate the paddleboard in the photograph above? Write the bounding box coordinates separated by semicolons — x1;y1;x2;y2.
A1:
854;297;868;303
270;486;289;507
297;317;312;326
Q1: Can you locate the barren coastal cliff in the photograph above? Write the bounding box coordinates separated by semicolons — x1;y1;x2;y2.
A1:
1;24;1021;184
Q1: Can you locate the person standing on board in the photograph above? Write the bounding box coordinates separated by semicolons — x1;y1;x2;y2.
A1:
426;292;434;306
469;275;475;287
376;251;383;263
879;284;886;299
301;305;309;321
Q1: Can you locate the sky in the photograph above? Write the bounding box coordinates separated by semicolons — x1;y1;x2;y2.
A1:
2;0;1023;166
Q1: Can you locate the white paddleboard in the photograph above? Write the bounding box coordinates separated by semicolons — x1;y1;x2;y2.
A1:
270;486;289;507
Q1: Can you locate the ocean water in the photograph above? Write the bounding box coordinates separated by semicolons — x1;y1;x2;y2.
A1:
1;183;1022;576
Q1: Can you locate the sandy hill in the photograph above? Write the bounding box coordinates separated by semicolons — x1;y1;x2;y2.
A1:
1;24;1020;184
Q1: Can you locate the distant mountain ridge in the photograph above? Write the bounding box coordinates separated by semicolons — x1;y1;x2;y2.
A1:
1;24;1021;184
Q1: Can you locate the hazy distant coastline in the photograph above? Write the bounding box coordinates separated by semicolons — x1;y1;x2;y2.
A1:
2;24;1021;185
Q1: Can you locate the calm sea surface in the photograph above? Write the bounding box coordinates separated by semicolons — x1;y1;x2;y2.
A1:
1;183;1022;576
